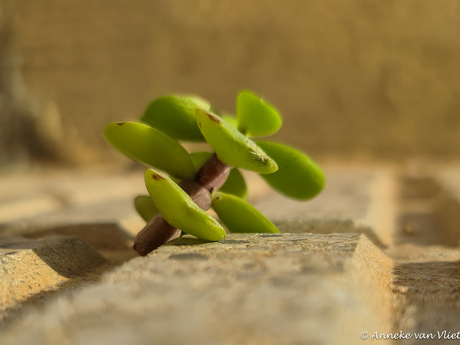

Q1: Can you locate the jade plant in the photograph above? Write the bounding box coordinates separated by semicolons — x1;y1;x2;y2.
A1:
104;91;325;256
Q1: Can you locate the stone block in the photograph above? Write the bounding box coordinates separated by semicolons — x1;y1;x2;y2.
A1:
0;233;394;345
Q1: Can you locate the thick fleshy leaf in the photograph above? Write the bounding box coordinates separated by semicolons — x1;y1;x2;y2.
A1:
141;96;210;141
236;91;282;137
144;169;226;241
196;109;278;174
189;151;213;172
219;168;247;199
104;122;195;180
212;192;279;233
256;141;325;200
134;195;159;222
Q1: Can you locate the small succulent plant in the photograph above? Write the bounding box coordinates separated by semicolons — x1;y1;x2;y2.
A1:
104;91;325;256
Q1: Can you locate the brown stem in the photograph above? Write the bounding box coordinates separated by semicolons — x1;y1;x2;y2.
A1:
133;216;180;256
133;154;230;256
195;153;232;191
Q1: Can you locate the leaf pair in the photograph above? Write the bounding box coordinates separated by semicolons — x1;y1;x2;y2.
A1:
103;107;281;180
103;93;282;179
196;109;325;200
195;109;278;174
141;91;282;140
141;169;278;241
104;92;283;178
134;155;248;225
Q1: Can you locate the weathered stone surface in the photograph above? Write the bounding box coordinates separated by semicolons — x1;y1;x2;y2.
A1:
273;219;384;247
21;223;137;264
255;168;396;246
2;167;460;344
0;235;108;320
0;233;394;345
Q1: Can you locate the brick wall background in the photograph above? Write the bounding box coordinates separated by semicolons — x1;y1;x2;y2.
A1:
2;0;460;166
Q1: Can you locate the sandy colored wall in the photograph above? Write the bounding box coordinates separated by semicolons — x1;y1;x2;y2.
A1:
4;0;460;165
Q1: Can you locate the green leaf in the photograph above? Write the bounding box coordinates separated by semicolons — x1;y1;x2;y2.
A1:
256;141;325;200
196;109;278;174
141;96;210;141
219;168;248;199
134;195;159;222
144;169;226;241
212;192;279;233
237;91;282;137
189;151;213;172
104;122;196;180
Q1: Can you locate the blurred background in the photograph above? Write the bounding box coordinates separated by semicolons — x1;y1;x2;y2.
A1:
1;3;460;339
1;0;460;169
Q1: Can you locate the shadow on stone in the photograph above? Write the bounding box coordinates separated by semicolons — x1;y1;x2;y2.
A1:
391;260;460;334
22;223;134;251
397;175;460;247
0;235;110;325
31;236;108;278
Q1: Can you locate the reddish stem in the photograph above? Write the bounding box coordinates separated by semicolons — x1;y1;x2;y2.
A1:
195;154;231;191
133;154;230;256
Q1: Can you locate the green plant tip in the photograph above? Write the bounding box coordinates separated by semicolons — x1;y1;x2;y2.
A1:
142;95;210;142
104;122;196;180
196;109;278;174
212;192;279;233
256;141;325;200
237;91;282;137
